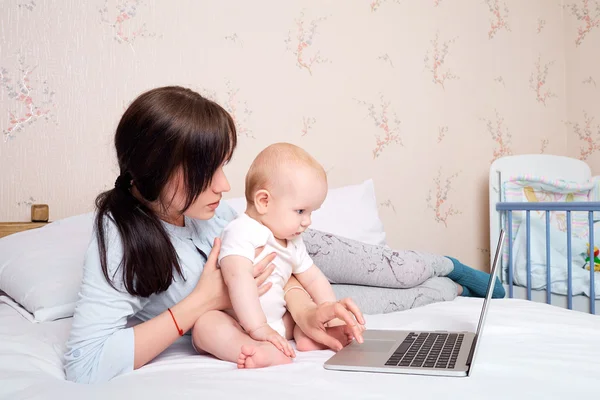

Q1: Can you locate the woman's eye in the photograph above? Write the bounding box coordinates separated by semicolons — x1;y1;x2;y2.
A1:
296;210;305;215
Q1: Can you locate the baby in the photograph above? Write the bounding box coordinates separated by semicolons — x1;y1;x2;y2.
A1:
192;142;348;369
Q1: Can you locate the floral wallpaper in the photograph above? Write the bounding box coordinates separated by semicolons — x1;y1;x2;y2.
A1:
1;0;598;270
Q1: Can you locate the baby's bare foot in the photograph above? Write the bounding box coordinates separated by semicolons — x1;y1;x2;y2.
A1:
237;343;292;369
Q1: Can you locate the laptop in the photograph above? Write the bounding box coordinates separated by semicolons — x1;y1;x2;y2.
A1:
324;229;505;377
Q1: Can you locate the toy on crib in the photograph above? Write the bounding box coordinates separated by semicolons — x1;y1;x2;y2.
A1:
584;244;600;272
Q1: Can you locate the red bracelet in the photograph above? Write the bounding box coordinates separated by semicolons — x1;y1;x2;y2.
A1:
167;308;184;336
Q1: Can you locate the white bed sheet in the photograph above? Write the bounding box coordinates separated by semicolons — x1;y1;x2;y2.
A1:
1;298;598;400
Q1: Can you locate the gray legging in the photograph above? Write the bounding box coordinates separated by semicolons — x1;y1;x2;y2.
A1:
302;229;458;314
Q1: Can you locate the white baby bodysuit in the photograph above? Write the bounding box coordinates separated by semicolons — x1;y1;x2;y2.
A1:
218;213;314;337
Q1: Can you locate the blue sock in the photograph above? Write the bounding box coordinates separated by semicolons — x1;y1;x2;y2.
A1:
446;257;505;299
460;285;472;297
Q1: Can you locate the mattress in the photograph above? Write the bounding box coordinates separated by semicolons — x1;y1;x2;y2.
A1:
1;298;598;400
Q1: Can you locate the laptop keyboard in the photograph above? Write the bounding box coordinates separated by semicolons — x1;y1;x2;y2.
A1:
384;332;463;369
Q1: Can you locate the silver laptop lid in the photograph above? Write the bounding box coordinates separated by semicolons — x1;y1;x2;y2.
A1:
466;229;505;376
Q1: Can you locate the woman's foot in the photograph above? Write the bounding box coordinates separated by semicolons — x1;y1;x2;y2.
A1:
446;257;505;298
237;343;292;369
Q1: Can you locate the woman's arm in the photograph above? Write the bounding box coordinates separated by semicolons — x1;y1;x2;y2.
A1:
65;223;150;383
134;239;278;370
65;233;274;384
132;295;209;368
284;276;366;351
132;238;237;369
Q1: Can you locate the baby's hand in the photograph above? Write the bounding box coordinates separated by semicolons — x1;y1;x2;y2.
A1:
249;324;295;358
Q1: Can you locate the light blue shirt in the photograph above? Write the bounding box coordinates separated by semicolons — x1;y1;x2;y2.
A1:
63;202;237;384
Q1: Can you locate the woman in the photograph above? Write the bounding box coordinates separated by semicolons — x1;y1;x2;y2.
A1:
63;86;365;384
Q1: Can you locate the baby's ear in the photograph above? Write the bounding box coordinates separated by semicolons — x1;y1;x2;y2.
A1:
254;189;270;214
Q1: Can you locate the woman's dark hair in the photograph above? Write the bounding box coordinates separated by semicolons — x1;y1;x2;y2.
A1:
95;86;237;297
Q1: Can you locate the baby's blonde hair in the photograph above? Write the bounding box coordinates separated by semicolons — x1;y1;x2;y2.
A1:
245;142;326;204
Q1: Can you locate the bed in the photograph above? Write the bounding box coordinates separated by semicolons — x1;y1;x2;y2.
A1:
2;298;599;400
490;155;600;315
1;179;599;399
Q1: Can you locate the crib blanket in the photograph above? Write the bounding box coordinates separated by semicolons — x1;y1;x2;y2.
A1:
503;176;600;298
512;217;600;298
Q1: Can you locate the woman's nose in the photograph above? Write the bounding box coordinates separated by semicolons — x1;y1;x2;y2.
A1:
212;168;230;193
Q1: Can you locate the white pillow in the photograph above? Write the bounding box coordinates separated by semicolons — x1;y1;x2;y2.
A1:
0;212;95;322
225;178;387;246
0;179;386;322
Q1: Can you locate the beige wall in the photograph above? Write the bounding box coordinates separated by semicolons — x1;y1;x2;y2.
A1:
1;0;596;270
564;0;600;170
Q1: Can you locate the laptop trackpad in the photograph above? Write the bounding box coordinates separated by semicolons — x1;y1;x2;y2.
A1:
347;340;396;353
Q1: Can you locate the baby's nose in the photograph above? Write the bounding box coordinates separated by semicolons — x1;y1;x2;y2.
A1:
302;215;312;226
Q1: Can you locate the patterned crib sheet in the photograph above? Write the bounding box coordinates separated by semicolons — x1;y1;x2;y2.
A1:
501;175;600;298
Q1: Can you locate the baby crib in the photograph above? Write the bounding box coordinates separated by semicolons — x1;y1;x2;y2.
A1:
489;155;600;315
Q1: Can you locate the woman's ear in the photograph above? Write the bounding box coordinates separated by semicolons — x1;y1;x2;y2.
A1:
254;189;270;215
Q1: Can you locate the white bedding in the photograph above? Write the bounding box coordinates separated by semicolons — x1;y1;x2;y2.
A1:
1;298;598;400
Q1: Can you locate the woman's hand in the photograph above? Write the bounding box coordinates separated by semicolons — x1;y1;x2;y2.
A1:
293;298;366;351
193;238;276;312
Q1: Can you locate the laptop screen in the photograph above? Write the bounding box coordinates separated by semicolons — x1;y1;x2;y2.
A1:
467;229;505;375
475;229;505;338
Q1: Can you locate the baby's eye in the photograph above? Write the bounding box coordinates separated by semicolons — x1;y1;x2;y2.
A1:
296;210;305;215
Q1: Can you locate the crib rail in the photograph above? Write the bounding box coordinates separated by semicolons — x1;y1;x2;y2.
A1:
496;202;600;315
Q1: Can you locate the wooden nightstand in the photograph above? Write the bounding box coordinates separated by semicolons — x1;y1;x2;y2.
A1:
0;222;49;238
0;205;51;238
